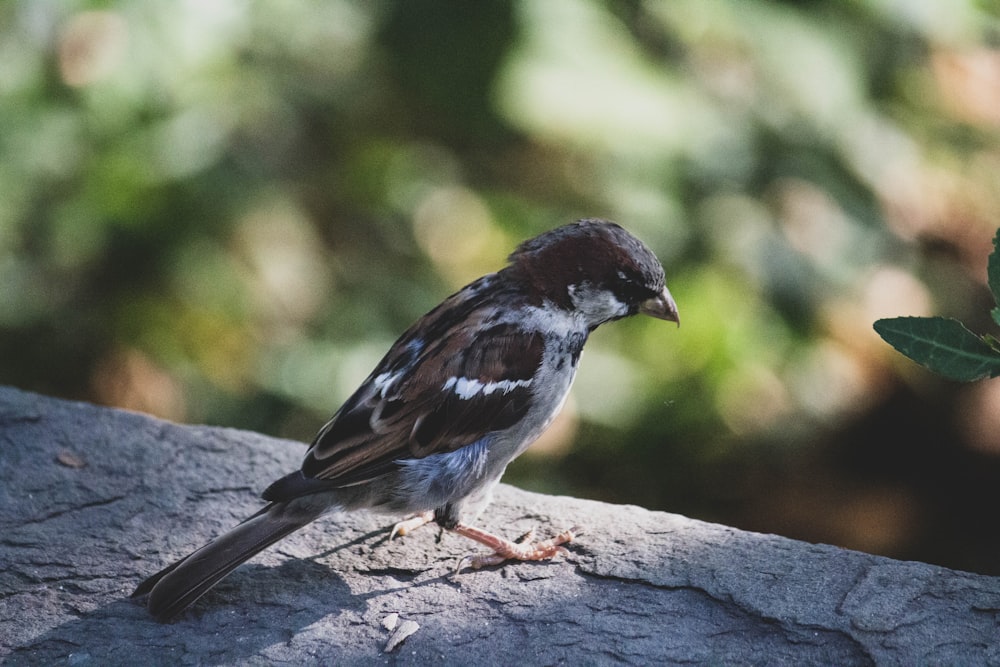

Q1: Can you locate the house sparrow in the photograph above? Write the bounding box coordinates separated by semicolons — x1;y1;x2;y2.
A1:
132;219;678;622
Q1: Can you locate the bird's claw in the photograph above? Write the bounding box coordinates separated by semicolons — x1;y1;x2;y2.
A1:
389;511;435;541
451;524;581;574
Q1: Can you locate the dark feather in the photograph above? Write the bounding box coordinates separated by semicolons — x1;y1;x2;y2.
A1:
292;312;544;491
132;502;323;622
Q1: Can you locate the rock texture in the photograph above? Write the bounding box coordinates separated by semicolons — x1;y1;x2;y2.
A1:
2;385;999;665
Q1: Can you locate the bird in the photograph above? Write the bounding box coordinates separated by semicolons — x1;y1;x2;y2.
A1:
131;218;679;622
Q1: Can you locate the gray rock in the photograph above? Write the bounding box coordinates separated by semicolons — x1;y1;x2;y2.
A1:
1;385;998;665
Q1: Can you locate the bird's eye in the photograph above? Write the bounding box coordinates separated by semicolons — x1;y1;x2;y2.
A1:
614;270;659;305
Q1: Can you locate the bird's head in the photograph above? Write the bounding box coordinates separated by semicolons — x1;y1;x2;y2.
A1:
507;219;679;329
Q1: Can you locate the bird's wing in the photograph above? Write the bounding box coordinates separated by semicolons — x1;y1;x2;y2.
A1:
273;285;545;494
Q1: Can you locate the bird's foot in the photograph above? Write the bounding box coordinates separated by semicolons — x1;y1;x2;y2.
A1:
389;511;435;540
450;522;582;572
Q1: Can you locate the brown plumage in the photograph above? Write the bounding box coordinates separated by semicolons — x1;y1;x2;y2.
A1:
131;219;678;622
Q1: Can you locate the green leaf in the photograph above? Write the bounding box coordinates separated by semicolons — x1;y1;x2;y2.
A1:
992;307;1000;328
873;316;1000;382
989;228;1000;309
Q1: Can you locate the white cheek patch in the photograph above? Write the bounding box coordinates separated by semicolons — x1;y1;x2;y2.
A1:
568;284;629;321
443;376;533;400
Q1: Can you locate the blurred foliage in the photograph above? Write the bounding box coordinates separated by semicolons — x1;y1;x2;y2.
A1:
4;0;1000;574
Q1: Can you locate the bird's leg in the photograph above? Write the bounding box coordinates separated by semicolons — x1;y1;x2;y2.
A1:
389;510;435;540
449;522;581;572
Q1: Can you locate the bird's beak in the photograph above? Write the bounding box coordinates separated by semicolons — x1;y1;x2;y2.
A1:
639;286;679;326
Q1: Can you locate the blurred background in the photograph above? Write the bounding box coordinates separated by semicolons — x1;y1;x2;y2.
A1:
4;0;1000;575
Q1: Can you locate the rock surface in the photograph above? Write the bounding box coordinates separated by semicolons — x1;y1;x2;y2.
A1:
2;385;999;665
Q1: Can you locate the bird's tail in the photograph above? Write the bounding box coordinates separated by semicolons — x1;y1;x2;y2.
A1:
131;502;322;622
